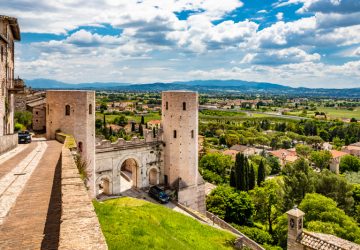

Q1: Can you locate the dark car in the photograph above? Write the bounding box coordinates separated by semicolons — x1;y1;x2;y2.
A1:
18;131;31;144
149;186;170;204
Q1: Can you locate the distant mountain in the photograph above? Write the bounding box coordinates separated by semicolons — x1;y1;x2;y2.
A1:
25;78;360;98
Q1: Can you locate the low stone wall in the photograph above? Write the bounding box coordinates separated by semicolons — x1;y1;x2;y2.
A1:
0;134;18;155
206;211;264;250
59;137;107;250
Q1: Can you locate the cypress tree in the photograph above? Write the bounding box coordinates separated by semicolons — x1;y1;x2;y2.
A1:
235;153;247;191
257;160;266;186
103;114;106;128
141;116;145;125
230;168;236;188
244;157;250;191
131;122;135;132
139;124;144;136
248;164;256;190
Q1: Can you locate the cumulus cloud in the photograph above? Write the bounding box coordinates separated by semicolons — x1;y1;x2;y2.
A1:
241;48;320;65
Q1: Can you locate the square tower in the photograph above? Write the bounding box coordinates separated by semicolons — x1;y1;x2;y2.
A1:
46;90;96;196
286;207;305;250
162;91;205;213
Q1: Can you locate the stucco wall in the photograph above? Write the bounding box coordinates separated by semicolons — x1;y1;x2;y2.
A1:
0;133;17;155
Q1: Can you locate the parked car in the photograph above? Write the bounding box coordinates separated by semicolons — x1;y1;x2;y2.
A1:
18;131;31;144
149;185;170;204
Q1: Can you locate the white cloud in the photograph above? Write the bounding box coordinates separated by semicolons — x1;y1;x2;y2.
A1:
276;12;284;21
241;48;320;65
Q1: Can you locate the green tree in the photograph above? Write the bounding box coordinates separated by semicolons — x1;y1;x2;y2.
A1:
114;115;128;126
299;193;360;244
206;185;254;225
95;119;103;129
257;160;266;186
310;150;332;170
315;169;354;213
139;124;144;136
141;115;145;125
14;111;33;128
340;155;360;173
250;179;284;234
199;153;233;184
249;164;256;190
282;158;316;210
131;122;136;132
235;153;249;191
295;144;313;158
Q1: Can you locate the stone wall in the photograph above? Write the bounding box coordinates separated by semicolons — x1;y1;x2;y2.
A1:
206;211;265;250
0;133;17;155
59;136;107;250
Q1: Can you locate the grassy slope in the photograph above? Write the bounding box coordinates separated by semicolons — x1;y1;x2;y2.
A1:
93;197;236;250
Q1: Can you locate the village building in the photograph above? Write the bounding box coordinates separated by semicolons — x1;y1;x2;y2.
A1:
286;207;359;250
0;15;21;154
342;142;360;157
329;150;349;174
230;144;261;156
269;148;298;166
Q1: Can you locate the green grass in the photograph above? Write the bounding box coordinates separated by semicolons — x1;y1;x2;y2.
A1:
317;107;360;120
93;197;236;250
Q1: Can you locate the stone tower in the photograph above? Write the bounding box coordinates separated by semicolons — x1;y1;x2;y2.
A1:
286;207;305;250
46;90;96;196
162;91;205;213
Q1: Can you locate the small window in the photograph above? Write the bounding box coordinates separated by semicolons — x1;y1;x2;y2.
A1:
36;111;38;115
191;130;194;138
183;102;186;111
166;101;168;110
65;105;70;116
173;130;177;138
89;104;92;114
47;104;49;115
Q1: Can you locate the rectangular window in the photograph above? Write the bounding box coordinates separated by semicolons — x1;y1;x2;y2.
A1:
183;102;186;110
166;101;168;110
173;130;177;138
191;130;194;138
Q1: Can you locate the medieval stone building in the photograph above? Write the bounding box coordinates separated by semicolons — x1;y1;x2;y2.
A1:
0;15;21;154
46;90;96;194
286;207;359;250
96;91;205;213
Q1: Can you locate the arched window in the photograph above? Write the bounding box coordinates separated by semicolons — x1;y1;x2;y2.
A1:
166;101;168;110
183;102;186;111
191;130;194;138
173;130;177;138
65;105;70;116
89;104;92;115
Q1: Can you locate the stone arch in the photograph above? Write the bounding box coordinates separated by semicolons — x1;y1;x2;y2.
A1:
148;167;159;186
95;174;112;196
118;156;141;189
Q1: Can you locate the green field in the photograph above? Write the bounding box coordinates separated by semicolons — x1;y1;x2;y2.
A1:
96;112;161;124
317;107;360;120
93;197;236;250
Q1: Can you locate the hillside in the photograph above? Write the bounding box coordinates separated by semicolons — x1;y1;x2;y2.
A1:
93;197;236;250
25;78;360;97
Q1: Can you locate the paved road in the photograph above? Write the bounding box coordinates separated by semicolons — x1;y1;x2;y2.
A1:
0;140;62;250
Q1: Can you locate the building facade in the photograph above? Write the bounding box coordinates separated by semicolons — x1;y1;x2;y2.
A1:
46;90;96;195
0;15;20;136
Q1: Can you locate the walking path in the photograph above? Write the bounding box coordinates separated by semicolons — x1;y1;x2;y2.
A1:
0;140;63;249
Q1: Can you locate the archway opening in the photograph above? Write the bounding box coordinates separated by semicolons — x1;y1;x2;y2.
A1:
149;168;158;186
120;158;139;191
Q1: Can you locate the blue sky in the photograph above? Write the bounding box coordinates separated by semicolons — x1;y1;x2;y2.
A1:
2;0;360;88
